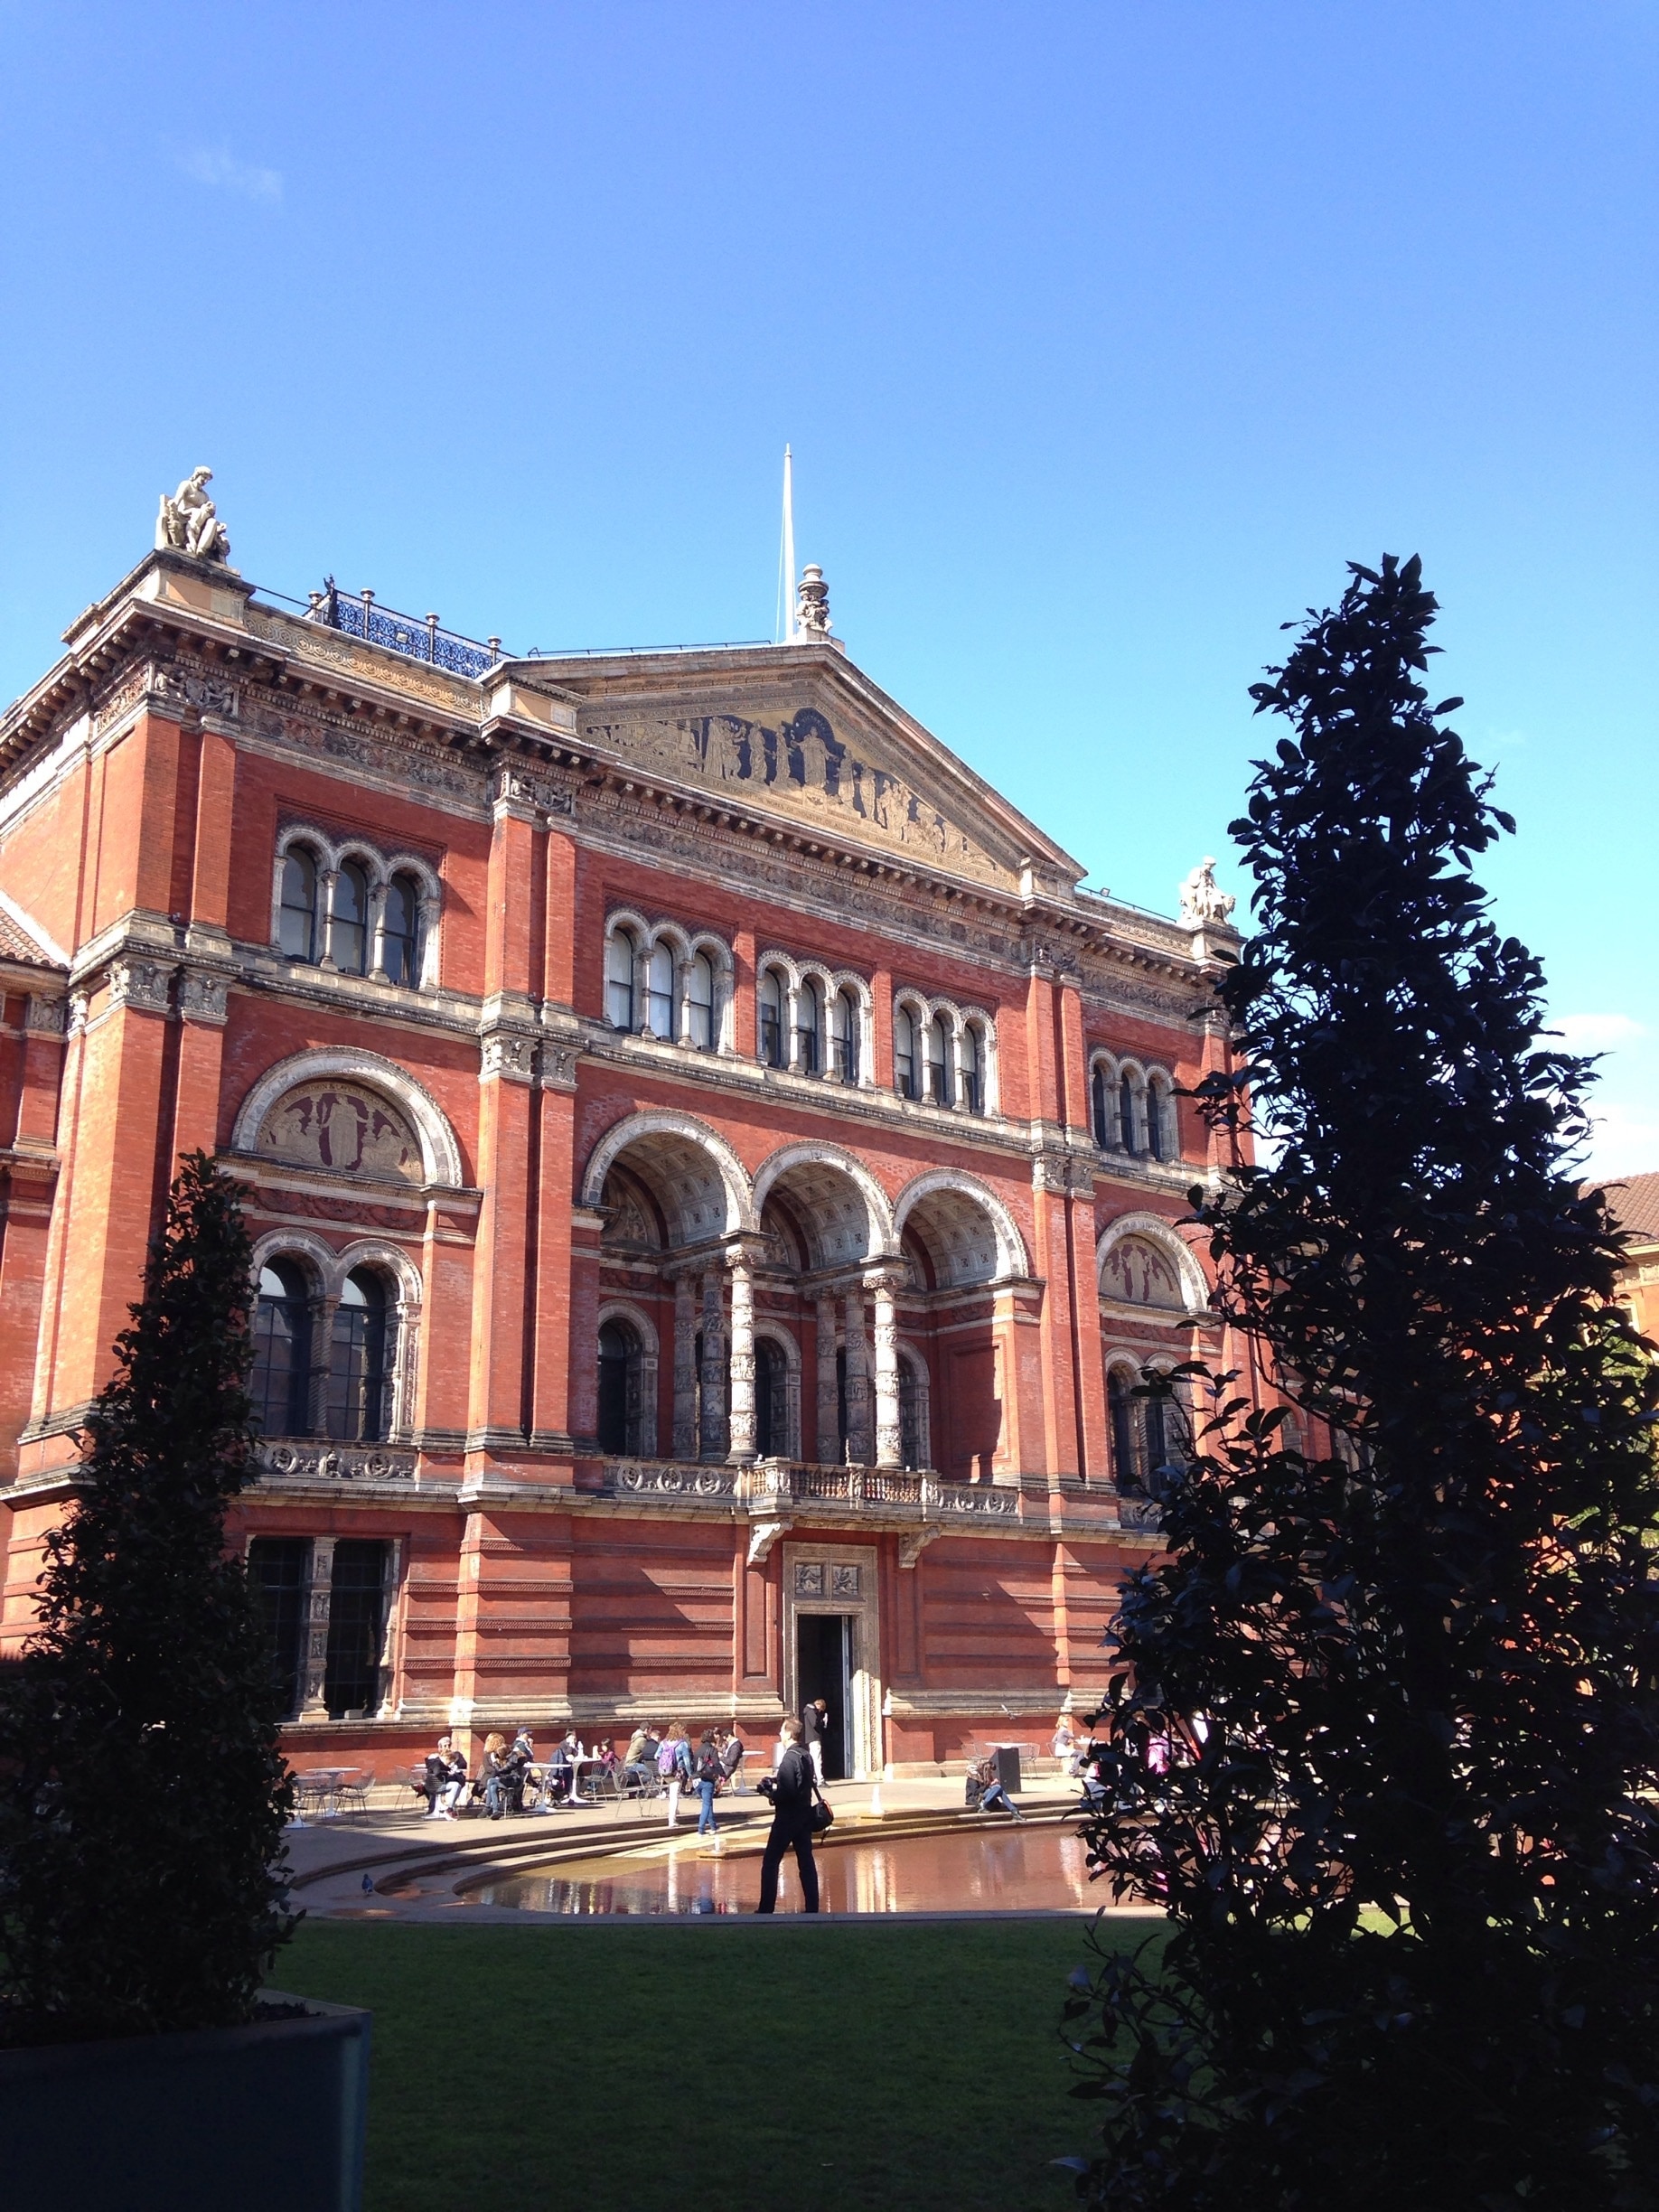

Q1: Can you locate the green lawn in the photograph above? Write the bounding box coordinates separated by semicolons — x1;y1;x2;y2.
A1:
277;1915;1152;2211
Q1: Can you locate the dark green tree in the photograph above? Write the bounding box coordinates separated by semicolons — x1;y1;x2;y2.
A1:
0;1153;295;2045
1067;557;1659;2208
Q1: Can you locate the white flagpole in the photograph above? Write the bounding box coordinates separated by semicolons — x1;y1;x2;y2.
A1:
783;445;797;642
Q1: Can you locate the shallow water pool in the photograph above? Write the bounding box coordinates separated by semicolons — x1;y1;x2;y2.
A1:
466;1819;1134;1916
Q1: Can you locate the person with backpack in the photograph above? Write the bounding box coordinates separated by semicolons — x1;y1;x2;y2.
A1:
755;1717;822;1913
692;1729;725;1837
660;1720;693;1828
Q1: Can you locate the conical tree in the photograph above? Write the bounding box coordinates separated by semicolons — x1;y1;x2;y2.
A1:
1068;557;1659;2208
0;1153;295;2045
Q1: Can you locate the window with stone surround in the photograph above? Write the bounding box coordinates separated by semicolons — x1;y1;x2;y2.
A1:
249;1243;412;1442
892;989;998;1116
1089;1051;1176;1160
247;1533;398;1722
751;951;872;1083
272;827;439;989
604;910;732;1053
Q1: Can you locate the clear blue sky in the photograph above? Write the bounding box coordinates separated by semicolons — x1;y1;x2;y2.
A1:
3;4;1654;1171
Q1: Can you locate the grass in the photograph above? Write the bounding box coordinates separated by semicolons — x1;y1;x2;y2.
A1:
276;1915;1155;2211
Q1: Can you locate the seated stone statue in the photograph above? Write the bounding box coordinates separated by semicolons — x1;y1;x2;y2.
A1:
155;467;231;565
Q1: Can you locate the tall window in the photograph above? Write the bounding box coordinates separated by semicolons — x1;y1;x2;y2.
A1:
797;979;822;1075
924;1017;952;1107
759;969;786;1068
688;952;716;1050
323;1540;389;1719
597;1319;642;1455
605;930;637;1030
646;942;676;1037
382;873;419;987
1092;1065;1111;1148
755;1337;789;1459
833;989;859;1082
1109;1367;1186;1494
326;1269;391;1443
1119;1073;1137;1154
248;1535;310;1719
1147;1080;1167;1161
898;1361;925;1471
1108;1369;1141;1493
962;1023;986;1115
332;861;370;975
252;1261;312;1436
279;848;319;962
895;1008;919;1100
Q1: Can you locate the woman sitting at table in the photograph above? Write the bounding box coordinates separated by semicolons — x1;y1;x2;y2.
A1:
481;1732;511;1820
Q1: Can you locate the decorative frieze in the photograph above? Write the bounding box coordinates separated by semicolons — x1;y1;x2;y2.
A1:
255;1439;416;1484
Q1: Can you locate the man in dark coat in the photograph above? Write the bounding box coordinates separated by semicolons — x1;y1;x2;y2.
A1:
800;1695;829;1784
756;1717;820;1913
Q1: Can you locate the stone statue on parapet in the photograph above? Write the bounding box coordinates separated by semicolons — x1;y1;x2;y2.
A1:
795;564;832;639
1178;857;1235;930
155;467;232;566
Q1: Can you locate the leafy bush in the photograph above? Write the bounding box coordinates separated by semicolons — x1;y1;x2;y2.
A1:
0;1154;295;2045
1069;557;1659;2209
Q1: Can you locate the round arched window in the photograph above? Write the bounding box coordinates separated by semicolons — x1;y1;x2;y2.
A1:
279;849;320;963
327;1269;392;1442
252;1261;312;1436
332;862;370;976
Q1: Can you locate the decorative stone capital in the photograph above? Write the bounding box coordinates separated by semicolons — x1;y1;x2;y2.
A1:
539;1042;578;1092
479;1027;537;1083
107;959;173;1016
155;665;239;721
23;994;67;1036
177;969;230;1026
492;763;575;818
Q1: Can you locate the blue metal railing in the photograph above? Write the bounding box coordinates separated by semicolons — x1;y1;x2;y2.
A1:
304;583;502;679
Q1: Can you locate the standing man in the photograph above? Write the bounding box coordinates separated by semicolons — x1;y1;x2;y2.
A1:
756;1718;820;1914
801;1695;830;1784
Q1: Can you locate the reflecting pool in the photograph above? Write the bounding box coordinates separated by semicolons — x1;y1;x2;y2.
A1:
466;1820;1137;1916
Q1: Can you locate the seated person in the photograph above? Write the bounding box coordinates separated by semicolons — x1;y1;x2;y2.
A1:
419;1738;455;1818
481;1733;511;1820
968;1753;1025;1822
441;1742;469;1814
719;1727;746;1792
1052;1714;1082;1777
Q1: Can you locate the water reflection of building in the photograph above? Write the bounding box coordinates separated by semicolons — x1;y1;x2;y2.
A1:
0;507;1278;1780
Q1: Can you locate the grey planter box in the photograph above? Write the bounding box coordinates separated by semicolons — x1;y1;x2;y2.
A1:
0;1991;370;2211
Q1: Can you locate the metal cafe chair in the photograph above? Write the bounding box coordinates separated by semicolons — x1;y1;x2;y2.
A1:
335;1770;376;1821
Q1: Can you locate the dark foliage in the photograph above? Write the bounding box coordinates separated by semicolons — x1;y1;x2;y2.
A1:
1067;557;1659;2208
0;1154;295;2045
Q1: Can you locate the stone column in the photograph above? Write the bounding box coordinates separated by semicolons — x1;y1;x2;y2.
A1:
842;1286;871;1465
672;1273;698;1459
317;868;342;970
299;1536;336;1719
367;880;389;981
870;1270;902;1469
727;1251;756;1464
306;1295;340;1438
815;1295;839;1464
698;1270;726;1461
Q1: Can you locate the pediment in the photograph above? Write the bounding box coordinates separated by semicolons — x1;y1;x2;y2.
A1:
523;650;1082;895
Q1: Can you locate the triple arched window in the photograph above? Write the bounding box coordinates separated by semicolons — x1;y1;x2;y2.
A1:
1091;1054;1176;1160
251;1256;405;1444
893;992;995;1117
605;914;730;1053
755;953;869;1083
274;830;437;989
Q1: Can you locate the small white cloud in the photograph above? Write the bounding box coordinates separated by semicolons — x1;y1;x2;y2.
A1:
1583;1100;1659;1181
1551;1013;1646;1053
168;142;283;204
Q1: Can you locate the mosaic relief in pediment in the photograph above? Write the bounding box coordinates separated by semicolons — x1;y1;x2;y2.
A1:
257;1082;424;1183
577;702;1017;886
1102;1236;1186;1310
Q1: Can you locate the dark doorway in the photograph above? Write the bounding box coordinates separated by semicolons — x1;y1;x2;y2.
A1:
796;1612;853;1780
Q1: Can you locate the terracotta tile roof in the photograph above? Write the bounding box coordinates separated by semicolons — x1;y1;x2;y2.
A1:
0;906;61;970
1592;1173;1659;1245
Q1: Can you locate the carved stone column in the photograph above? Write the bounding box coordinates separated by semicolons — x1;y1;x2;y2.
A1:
367;879;389;981
726;1251;756;1464
815;1295;839;1464
317;868;342;971
299;1535;336;1719
672;1273;698;1459
698;1270;726;1461
869;1270;902;1469
842;1286;870;1465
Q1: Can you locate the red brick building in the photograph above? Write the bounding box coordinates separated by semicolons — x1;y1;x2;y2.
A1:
0;514;1253;1781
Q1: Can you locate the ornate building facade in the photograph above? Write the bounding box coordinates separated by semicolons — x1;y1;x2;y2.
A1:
0;497;1253;1779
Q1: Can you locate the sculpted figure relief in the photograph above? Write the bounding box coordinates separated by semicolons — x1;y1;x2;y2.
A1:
155;467;232;566
1178;856;1236;930
256;1081;423;1182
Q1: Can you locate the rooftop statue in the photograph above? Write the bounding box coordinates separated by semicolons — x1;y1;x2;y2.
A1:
1178;856;1235;930
155;467;232;566
795;563;832;639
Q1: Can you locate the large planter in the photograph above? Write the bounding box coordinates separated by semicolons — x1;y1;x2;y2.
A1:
0;1991;370;2211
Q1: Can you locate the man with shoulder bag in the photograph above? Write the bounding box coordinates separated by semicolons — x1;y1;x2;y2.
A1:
755;1717;827;1913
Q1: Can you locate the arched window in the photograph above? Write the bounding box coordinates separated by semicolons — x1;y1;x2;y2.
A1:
252;1261;313;1436
279;848;320;963
1092;1065;1119;1149
645;942;676;1037
759;969;786;1068
605;930;637;1031
924;1017;952;1107
1108;1368;1142;1493
962;1023;986;1115
597;1319;642;1455
755;1337;789;1458
1119;1073;1137;1154
797;979;823;1075
895;1007;919;1100
1109;1366;1188;1494
1147;1078;1167;1162
327;1269;392;1443
382;873;420;987
688;952;717;1051
832;989;859;1083
332;861;370;976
